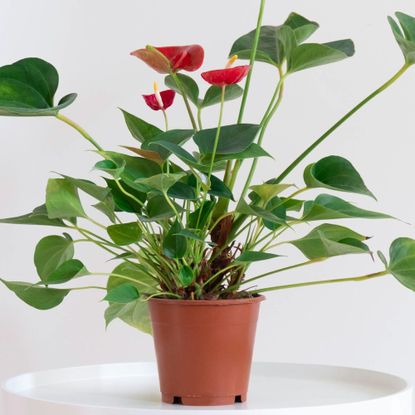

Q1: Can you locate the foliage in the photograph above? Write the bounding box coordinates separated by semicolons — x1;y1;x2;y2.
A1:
1;6;415;335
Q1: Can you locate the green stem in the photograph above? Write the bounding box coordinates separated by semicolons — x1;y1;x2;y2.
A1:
250;270;388;294
172;73;197;130
197;107;203;130
56;113;103;151
71;285;106;291
274;64;410;184
162;109;169;130
237;0;266;123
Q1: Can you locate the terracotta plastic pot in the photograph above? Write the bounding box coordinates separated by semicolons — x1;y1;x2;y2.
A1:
148;295;264;406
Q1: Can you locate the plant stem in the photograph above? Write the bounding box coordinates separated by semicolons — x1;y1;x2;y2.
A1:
274;64;410;184
162;109;169;130
237;0;266;123
71;285;106;291
171;72;198;130
55;113;103;151
250;270;388;294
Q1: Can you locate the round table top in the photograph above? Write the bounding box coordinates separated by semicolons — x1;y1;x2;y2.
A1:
2;362;412;414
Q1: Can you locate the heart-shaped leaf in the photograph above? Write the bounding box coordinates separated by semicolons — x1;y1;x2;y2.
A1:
388;237;415;290
194;124;260;155
388;12;415;65
165;73;199;106
290;224;369;259
146;195;183;220
250;184;293;204
135;172;186;193
0;58;76;116
104;283;140;303
201;84;243;108
120;109;162;143
34;234;74;283
143;129;195;159
178;265;195;287
0;279;70;310
284;12;319;43
105;179;146;214
104;300;152;333
0;204;67;227
107;222;142;245
46;178;86;219
304;156;375;199
163;221;187;259
302;194;393;221
46;259;87;284
236;199;286;225
236;251;280;263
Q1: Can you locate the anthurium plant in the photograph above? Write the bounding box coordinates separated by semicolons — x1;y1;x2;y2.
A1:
1;4;415;335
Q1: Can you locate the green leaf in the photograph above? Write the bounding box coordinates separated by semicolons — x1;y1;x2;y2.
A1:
144;129;195;159
209;175;234;200
236;251;280;263
284;12;319;43
163;221;187;258
93;195;117;223
178;265;194;287
378;250;388;268
105;179;145;213
34;235;74;283
46;178;86;219
304;156;375;199
46;259;87;284
120;109;162;143
229;25;297;66
135;172;186;193
0;279;70;310
108;262;158;295
174;229;205;242
201;84;243;108
107;222;142;245
104;300;152;334
388;12;415;64
236;199;286;225
249;183;293;204
194;124;260;155
146;194;183;220
204;143;271;164
302;194;393;221
263;196;288;231
0;57;76;116
188;201;215;230
165;74;199;106
104;283;140;303
0;204;67;227
388;238;415;290
59;175;110;201
168;181;197;200
94;159;125;180
290;224;369;259
288;39;354;73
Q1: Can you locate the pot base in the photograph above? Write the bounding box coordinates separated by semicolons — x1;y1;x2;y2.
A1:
162;393;246;406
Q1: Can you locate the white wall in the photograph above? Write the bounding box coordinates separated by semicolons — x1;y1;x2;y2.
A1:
1;0;415;411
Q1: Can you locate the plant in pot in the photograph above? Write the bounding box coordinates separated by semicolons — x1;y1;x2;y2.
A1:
2;1;415;406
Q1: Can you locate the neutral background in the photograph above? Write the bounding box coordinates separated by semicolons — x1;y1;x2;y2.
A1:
1;0;415;412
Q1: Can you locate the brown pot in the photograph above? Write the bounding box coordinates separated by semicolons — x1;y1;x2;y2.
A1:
148;295;264;406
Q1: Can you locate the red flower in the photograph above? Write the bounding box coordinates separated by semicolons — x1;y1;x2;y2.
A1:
201;65;250;87
131;45;204;74
143;89;175;111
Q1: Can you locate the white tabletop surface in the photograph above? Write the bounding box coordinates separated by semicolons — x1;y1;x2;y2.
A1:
1;362;413;414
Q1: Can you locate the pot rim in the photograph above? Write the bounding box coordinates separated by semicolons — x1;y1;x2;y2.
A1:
148;294;265;306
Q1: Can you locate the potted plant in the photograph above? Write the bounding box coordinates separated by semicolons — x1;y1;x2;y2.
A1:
2;1;415;406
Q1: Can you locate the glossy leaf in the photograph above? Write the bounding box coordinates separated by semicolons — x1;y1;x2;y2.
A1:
188;200;215;229
388;237;415;290
143;129;195;159
34;235;74;282
163;221;187;259
107;222;142;245
178;265;194;287
263;196;288;231
284;12;319;43
0;204;67;227
105;179;145;213
194;123;260;155
302;194;393;221
93;196;117;223
104;283;140;303
388;12;415;65
290;224;369;259
205;143;271;164
46;259;87;284
236;199;286;225
0;58;76;116
288;40;355;73
249;183;293;204
236;251;280;263
146;195;183;220
104;300;152;334
46;178;86;219
0;279;70;310
304;156;375;199
120;109;162;142
201;84;243;108
121;146;164;165
135;172;186;193
94;159;125;180
59;175;110;201
165;73;199;106
168;181;197;200
174;229;205;242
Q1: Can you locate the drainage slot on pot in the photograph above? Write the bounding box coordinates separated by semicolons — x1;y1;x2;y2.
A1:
172;396;183;405
235;395;242;403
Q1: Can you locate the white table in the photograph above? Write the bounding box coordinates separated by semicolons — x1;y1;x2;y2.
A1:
1;362;412;414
